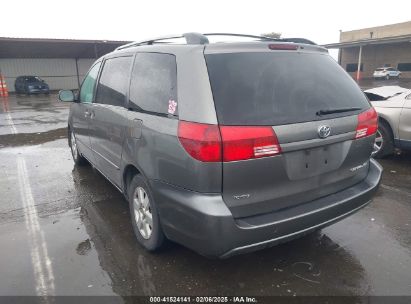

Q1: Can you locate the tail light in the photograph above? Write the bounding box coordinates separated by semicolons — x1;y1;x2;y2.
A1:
268;44;298;50
178;121;281;162
220;126;281;161
178;121;221;162
355;107;378;139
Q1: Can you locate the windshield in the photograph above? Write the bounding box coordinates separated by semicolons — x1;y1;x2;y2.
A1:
24;76;42;82
205;52;370;126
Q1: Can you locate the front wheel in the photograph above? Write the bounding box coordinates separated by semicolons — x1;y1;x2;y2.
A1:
69;129;88;165
385;75;390;80
128;174;165;252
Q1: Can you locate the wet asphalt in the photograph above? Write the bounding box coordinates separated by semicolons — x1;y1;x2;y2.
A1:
0;90;410;299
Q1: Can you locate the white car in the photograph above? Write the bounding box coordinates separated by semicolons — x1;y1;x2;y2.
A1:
373;67;401;80
364;86;411;158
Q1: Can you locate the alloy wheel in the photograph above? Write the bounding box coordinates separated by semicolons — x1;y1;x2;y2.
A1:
133;186;153;239
70;131;78;160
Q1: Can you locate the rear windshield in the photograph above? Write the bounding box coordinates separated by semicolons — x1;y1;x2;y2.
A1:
375;68;384;71
205;52;370;126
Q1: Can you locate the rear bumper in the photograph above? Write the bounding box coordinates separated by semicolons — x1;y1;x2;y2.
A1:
27;88;49;94
151;159;382;258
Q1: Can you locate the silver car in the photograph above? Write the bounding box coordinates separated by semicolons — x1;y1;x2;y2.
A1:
365;86;411;158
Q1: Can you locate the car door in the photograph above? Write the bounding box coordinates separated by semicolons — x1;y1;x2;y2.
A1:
89;55;133;186
399;93;411;148
124;52;179;186
388;68;397;77
71;61;102;162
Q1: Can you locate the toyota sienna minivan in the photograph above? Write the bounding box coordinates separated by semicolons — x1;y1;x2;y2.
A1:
59;33;382;258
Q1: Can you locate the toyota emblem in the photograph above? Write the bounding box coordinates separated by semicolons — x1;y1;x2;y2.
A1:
318;125;331;138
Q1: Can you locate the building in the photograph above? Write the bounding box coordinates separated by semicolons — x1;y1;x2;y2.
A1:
324;21;411;79
0;37;130;92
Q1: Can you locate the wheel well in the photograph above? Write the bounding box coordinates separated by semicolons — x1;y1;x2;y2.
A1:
123;165;140;196
378;117;394;141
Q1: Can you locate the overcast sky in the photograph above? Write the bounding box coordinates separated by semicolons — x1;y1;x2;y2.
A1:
2;0;410;46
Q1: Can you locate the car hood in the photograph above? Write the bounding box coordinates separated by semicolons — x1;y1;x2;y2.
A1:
364;86;409;99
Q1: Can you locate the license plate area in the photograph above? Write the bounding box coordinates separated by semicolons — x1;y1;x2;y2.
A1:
284;141;350;180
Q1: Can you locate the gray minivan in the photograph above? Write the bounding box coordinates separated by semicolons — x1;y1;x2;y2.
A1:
59;33;382;258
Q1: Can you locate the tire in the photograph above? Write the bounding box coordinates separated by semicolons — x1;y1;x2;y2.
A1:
372;122;394;159
69;129;88;165
128;174;165;251
385;75;390;80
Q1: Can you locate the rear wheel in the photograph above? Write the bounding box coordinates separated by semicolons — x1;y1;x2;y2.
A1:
385;75;390;80
372;122;394;158
69;129;88;165
128;174;165;251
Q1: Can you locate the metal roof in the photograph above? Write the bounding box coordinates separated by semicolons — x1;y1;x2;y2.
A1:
323;34;411;49
0;37;131;58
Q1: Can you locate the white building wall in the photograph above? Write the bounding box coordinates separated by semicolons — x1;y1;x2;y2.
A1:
0;58;95;92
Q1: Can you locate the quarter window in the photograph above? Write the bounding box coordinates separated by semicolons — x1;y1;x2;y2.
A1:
79;62;101;103
95;56;132;107
129;53;177;116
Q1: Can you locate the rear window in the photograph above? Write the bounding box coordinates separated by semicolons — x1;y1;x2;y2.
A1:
205;52;370;126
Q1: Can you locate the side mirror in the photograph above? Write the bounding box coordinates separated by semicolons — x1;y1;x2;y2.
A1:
58;90;76;102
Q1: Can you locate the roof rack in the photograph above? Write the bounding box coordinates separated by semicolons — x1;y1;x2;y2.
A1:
203;33;280;42
116;33;209;50
116;32;315;51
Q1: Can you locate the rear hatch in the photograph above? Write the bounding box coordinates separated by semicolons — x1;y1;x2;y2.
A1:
205;44;376;218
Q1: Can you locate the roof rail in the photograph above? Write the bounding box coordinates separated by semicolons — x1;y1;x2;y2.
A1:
203;33;280;42
115;33;316;51
116;32;209;50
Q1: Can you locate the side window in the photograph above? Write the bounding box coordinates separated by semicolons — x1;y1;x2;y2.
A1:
95;56;132;107
80;62;101;103
129;53;177;116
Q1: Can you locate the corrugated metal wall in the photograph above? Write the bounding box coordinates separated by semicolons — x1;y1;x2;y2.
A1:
0;58;95;92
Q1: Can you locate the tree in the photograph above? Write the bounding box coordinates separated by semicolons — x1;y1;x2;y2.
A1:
261;32;282;39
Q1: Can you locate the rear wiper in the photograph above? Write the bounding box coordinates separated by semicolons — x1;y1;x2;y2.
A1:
316;107;362;116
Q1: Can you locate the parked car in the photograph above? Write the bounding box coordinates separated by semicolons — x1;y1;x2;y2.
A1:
373;67;401;80
15;76;50;95
364;86;411;158
59;33;382;258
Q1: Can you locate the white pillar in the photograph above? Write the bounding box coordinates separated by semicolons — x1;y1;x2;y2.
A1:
356;45;363;82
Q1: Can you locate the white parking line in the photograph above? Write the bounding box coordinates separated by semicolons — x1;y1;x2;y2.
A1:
17;156;55;296
2;98;18;134
6;112;17;134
